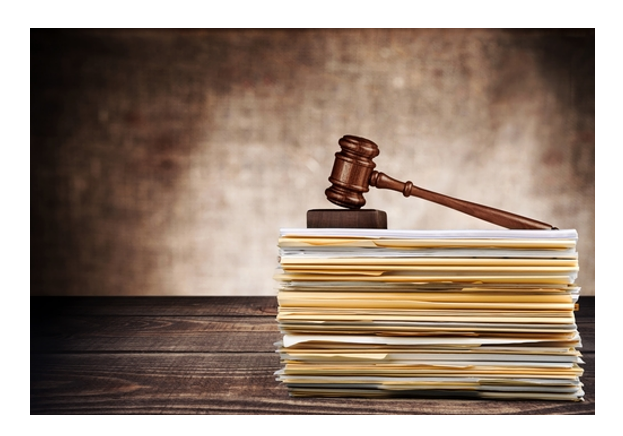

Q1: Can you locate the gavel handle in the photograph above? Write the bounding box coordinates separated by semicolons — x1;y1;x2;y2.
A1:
370;171;556;230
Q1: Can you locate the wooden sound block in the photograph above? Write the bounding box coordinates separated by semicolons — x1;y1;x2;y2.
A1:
307;209;387;229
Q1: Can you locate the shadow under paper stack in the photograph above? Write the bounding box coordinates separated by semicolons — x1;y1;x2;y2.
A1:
273;228;584;400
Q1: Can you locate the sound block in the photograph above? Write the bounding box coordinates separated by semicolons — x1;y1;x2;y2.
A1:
307;209;387;229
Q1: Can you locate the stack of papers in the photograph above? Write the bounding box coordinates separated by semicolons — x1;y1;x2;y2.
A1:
273;228;584;400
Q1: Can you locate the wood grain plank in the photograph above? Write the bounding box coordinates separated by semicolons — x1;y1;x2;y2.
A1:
577;296;594;318
31;353;594;415
30;296;278;317
577;321;595;353
31;316;281;353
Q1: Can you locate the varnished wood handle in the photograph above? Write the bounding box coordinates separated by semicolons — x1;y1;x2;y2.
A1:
370;171;555;230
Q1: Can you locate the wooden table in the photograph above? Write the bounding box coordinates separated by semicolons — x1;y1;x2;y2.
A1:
31;296;595;414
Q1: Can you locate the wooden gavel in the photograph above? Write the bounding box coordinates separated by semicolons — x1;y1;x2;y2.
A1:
325;135;556;229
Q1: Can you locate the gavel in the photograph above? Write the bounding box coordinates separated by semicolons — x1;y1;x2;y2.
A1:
325;135;556;230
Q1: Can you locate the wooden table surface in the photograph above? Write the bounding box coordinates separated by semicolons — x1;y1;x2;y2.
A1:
31;296;595;415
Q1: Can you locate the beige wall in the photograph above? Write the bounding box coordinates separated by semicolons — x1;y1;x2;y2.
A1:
31;29;595;296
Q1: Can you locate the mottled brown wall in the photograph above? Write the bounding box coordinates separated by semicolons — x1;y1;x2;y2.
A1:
31;29;595;296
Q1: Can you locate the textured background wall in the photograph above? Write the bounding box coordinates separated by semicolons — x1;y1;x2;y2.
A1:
31;28;595;296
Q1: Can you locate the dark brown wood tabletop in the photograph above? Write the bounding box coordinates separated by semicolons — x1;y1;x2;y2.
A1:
30;296;595;415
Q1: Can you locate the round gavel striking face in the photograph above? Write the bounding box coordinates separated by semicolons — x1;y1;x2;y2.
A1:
325;135;380;209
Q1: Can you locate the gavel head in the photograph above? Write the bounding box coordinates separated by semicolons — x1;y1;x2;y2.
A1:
325;135;380;209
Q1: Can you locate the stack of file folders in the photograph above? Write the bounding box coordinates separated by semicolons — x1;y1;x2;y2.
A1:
273;228;584;400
